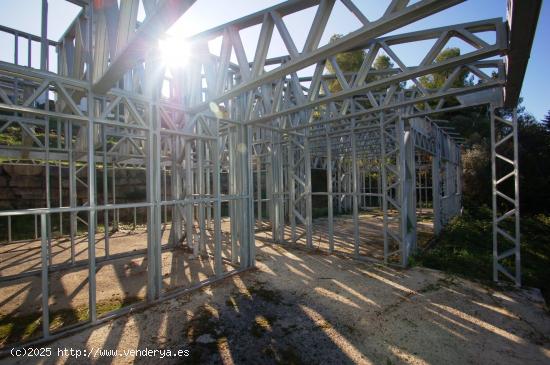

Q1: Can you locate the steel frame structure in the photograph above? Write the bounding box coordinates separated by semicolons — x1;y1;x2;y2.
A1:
0;0;539;348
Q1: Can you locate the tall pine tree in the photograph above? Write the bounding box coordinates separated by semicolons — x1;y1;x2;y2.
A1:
542;110;550;130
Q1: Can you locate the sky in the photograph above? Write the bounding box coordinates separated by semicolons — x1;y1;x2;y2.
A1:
0;0;548;120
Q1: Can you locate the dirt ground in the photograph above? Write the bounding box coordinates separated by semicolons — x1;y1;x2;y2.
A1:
0;220;240;341
1;229;549;364
0;211;430;324
0;214;550;364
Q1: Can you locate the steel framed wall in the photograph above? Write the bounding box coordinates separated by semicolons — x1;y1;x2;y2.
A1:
0;0;535;348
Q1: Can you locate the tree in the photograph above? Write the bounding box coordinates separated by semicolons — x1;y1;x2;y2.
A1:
325;35;397;96
419;47;471;90
542;110;550;131
517;111;550;213
457;99;550;214
462;144;492;207
325;34;365;93
372;54;392;71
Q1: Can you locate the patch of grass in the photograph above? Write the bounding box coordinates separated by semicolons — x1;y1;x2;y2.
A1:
412;206;550;306
518;214;550;305
0;313;42;346
0;296;141;347
184;306;220;344
184;305;224;365
249;282;283;304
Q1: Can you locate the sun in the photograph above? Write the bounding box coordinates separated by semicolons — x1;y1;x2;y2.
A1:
159;37;191;69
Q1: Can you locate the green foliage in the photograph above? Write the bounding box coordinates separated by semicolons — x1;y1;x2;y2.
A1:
413;206;550;307
0;127;21;145
412;206;493;280
0;296;141;346
419;47;471;90
542;110;550;130
516;112;550;213
462;143;491;208
372;54;392;71
413;206;550;303
431;98;550;215
326;34;366;72
325;34;396;94
325;34;365;93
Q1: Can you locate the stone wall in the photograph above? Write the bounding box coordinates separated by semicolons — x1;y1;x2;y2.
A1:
0;164;151;211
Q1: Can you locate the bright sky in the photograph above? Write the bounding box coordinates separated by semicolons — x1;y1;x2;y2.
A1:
0;0;548;120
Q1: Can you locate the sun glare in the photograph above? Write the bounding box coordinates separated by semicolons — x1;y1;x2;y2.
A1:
159;37;191;69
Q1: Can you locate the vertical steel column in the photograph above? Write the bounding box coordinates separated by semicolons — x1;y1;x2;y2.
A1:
256;155;262;226
238;124;255;267
86;100;97;322
170;136;181;246
490;106;521;286
206;145;212;230
403;122;417;263
68;122;76;264
379;112;389;261
396;115;407;267
112;163;118;231
246;125;256;266
346;161;352;212
40;0;48;71
85;2;97;323
185;141;195;255
380;110;406;265
145;50;162;300
277;136;285;242
267;131;274;235
351;131;360;256
378;167;382;210
271;136;282;242
163;167;168;227
102;124;109;257
40;214;49;338
213;119;223;276
432;135;442;235
288;138;296;243
228;129;238;263
326;134;334;253
304;134;313;248
58;163;62;236
337;158;342;213
197;129;206;255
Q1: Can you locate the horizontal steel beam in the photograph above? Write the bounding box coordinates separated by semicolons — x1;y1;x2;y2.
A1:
187;0;465;112
504;0;542;107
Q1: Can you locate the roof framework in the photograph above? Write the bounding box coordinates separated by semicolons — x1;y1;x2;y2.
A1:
0;0;540;348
